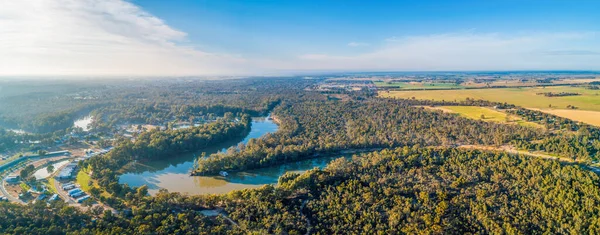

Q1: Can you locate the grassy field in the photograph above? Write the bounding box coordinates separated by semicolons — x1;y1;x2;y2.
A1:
382;86;600;126
382;86;600;110
20;182;30;191
374;81;464;90
44;178;57;194
531;109;600;127
427;106;543;128
76;169;112;198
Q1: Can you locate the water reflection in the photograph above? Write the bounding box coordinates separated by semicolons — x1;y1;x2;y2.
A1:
123;153;351;195
119;116;289;195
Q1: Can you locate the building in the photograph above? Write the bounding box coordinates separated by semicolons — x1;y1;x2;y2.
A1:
71;191;85;198
5;175;19;184
57;163;78;179
45;150;71;157
76;195;90;203
67;188;82;196
62;183;75;190
49;194;59;201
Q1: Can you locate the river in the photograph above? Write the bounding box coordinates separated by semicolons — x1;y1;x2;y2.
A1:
119;116;349;195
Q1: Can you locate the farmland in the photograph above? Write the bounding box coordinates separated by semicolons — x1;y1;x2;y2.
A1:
382;86;600;126
373;81;464;90
530;109;600;127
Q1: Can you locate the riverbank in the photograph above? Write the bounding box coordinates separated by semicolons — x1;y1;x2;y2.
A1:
118;116;279;195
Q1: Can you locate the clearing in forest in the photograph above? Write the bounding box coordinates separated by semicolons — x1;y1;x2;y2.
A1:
424;106;543;128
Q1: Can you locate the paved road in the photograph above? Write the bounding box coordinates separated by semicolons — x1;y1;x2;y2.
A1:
1;175;25;205
51;163;77;204
458;145;574;162
51;166;118;214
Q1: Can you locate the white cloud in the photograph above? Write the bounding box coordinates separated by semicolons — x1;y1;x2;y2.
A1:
0;1;598;76
347;42;370;47
0;0;250;76
292;32;600;71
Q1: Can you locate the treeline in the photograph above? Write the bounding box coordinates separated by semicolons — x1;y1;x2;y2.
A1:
391;96;517;109
0;77;316;133
0;128;69;153
4;147;600;234
0;128;19;152
91;101;279;132
536;92;581;97
194;99;542;175
80;114;252;204
391;97;600;163
507;108;600;162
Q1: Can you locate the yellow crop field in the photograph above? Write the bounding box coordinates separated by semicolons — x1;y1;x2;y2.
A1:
383;86;600;127
532;109;600;127
382;86;600;111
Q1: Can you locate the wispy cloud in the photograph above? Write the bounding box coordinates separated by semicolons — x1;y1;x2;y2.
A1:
539;50;600;56
291;32;600;71
347;42;370;47
1;1;599;76
0;0;249;76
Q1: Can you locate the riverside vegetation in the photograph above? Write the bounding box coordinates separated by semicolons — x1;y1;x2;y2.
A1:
2;77;600;234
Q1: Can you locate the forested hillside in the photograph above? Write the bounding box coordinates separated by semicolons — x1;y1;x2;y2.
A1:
2;148;600;234
194;99;543;174
80;115;252;204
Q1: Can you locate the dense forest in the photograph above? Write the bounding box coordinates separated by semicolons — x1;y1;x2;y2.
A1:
0;78;313;133
506;108;600;162
80;114;252;205
391;98;600;162
194;99;543;174
0;128;68;153
3;77;600;234
2;148;600;234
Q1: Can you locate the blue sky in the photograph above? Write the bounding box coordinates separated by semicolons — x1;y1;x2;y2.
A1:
134;0;600;57
1;0;599;75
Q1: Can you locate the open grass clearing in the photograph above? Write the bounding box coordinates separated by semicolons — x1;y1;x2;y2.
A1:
423;106;543;128
76;168;111;199
44;178;57;194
